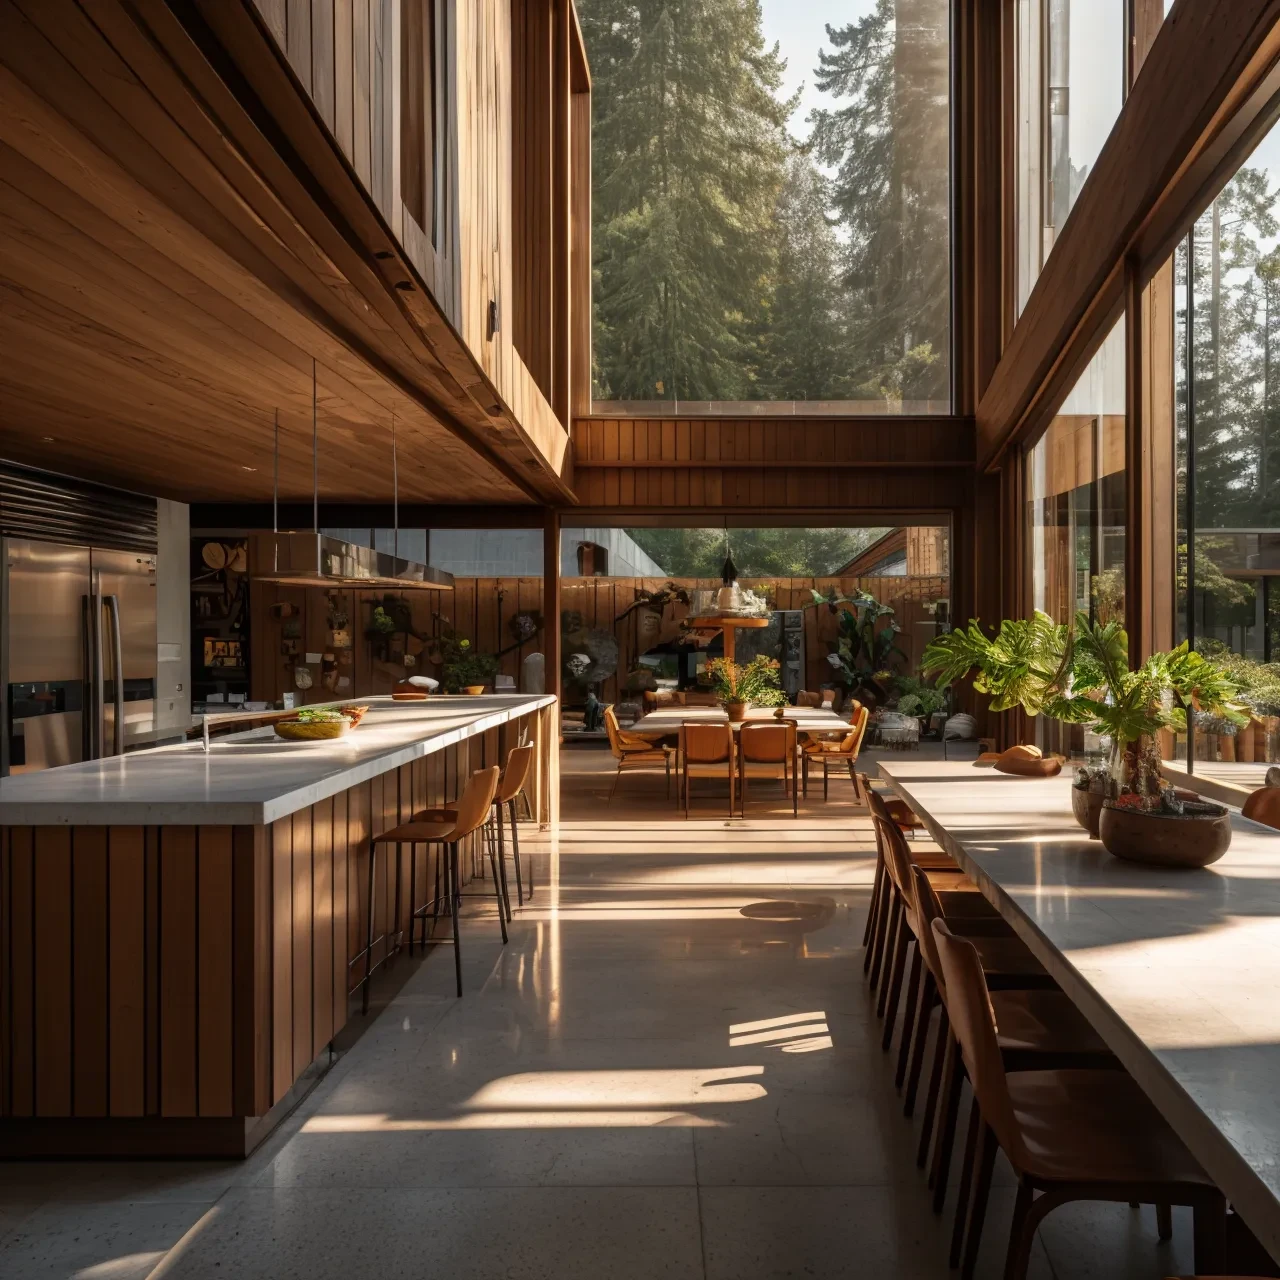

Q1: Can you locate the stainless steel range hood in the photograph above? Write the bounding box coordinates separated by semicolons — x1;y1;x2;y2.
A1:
255;532;454;590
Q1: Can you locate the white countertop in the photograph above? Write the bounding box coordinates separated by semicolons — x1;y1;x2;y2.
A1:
878;760;1280;1260
0;695;555;827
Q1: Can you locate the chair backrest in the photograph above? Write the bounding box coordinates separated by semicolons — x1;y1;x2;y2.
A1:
932;920;1028;1168
797;690;822;708
872;812;914;908
603;705;624;760
845;702;870;756
451;766;502;839
1242;786;1280;830
497;742;535;803
739;720;795;762
682;721;732;763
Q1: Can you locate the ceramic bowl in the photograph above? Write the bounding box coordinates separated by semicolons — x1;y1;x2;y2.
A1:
274;717;350;742
1098;805;1232;868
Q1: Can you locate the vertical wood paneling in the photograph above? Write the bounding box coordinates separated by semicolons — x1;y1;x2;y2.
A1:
33;828;72;1116
312;798;334;1055
335;0;354;157
271;815;293;1103
72;827;109;1116
159;827;198;1116
108;827;146;1116
312;0;336;129
332;789;349;1032
255;0;287;45
7;828;34;1116
286;0;312;90
197;826;235;1117
291;808;313;1081
353;0;371;183
232;825;269;1117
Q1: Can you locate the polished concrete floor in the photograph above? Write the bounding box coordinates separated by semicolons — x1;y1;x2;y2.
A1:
0;745;1199;1278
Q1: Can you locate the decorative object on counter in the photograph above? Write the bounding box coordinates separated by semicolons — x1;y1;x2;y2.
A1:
1098;790;1232;868
924;611;1246;850
343;705;370;726
973;743;1064;777
706;654;787;722
274;707;352;741
393;675;438;700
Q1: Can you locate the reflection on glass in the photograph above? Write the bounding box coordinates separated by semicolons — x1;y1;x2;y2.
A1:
579;0;950;414
1174;120;1280;773
1014;0;1125;316
1024;318;1126;755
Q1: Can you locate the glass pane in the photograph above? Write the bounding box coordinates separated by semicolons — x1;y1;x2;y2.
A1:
1015;0;1125;316
1173;119;1280;774
1024;316;1126;755
579;0;951;415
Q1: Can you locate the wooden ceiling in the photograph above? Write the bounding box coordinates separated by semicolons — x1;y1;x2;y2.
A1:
0;0;554;506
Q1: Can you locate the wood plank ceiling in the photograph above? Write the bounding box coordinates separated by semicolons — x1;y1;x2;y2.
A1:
0;0;548;506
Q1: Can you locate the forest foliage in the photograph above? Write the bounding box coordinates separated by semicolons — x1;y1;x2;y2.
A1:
624;526;891;577
578;0;951;408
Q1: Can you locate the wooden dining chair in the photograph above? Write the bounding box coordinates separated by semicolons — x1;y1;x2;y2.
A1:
681;721;735;818
366;765;502;1000
933;921;1227;1280
738;719;799;817
604;704;673;800
801;701;870;800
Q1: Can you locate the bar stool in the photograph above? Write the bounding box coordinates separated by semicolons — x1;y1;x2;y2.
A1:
933;921;1227;1280
411;743;537;918
364;765;501;1001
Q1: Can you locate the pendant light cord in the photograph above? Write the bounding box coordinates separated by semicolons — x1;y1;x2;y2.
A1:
312;358;319;537
392;412;399;560
272;408;279;573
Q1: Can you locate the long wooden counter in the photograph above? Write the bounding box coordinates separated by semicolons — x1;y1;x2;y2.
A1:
0;695;555;1157
879;759;1280;1263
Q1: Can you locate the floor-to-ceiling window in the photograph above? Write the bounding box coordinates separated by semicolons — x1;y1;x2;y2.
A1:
1014;0;1127;317
1024;317;1126;753
1174;117;1280;770
578;0;951;414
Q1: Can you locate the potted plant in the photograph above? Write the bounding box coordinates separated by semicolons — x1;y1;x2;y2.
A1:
816;591;908;707
893;673;949;735
923;611;1245;864
436;635;499;694
706;655;787;722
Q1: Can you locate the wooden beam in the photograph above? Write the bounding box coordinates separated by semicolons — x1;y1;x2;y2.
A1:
977;0;1280;470
189;502;542;529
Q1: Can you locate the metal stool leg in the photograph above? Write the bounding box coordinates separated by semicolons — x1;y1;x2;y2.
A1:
510;798;529;900
408;841;418;954
487;823;509;943
493;804;514;920
362;840;378;1014
449;841;463;997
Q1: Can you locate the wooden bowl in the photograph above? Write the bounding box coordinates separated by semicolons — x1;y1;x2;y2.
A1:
392;690;428;701
1099;805;1232;868
274;717;350;742
994;752;1063;778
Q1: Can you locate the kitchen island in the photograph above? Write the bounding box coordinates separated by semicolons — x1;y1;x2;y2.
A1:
0;694;556;1157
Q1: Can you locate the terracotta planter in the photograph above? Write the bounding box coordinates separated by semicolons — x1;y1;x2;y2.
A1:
1070;785;1104;839
725;700;748;723
1098;805;1232;869
463;685;486;695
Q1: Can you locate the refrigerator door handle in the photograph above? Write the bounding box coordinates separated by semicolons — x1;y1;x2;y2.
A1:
90;582;105;759
105;594;124;756
82;594;95;760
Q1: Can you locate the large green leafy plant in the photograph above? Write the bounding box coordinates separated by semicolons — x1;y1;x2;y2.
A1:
922;611;1246;798
706;655;787;708
821;591;907;703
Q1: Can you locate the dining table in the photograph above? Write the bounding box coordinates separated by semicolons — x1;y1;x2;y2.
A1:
627;704;850;736
878;758;1280;1261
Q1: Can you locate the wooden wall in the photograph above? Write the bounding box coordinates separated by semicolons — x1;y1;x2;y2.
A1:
0;712;534;1141
570;416;974;513
249;0;580;477
251;573;949;708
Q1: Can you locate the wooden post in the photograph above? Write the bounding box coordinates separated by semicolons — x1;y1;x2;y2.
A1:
542;508;561;831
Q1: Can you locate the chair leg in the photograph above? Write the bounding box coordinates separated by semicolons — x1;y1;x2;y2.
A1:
791;756;798;816
903;973;935;1114
448;842;463;997
931;1036;965;1210
508;799;526;904
823;759;829;801
879;927;910;1048
494;807;513;922
362;839;379;1015
960;1123;999;1280
487;826;509;944
864;855;888;974
862;851;883;948
918;1005;949;1168
875;894;901;1015
950;1098;982;1267
1156;1201;1173;1241
1003;1181;1037;1280
895;945;923;1084
609;765;621;800
408;841;418;956
870;891;899;995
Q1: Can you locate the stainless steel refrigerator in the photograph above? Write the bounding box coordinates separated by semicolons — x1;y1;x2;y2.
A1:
3;538;157;773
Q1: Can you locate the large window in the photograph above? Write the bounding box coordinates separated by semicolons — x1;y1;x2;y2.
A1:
579;0;951;415
1174;120;1280;771
1014;0;1126;317
1024;317;1125;752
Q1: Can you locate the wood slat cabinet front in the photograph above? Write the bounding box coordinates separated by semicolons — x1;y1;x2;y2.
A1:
0;716;532;1156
